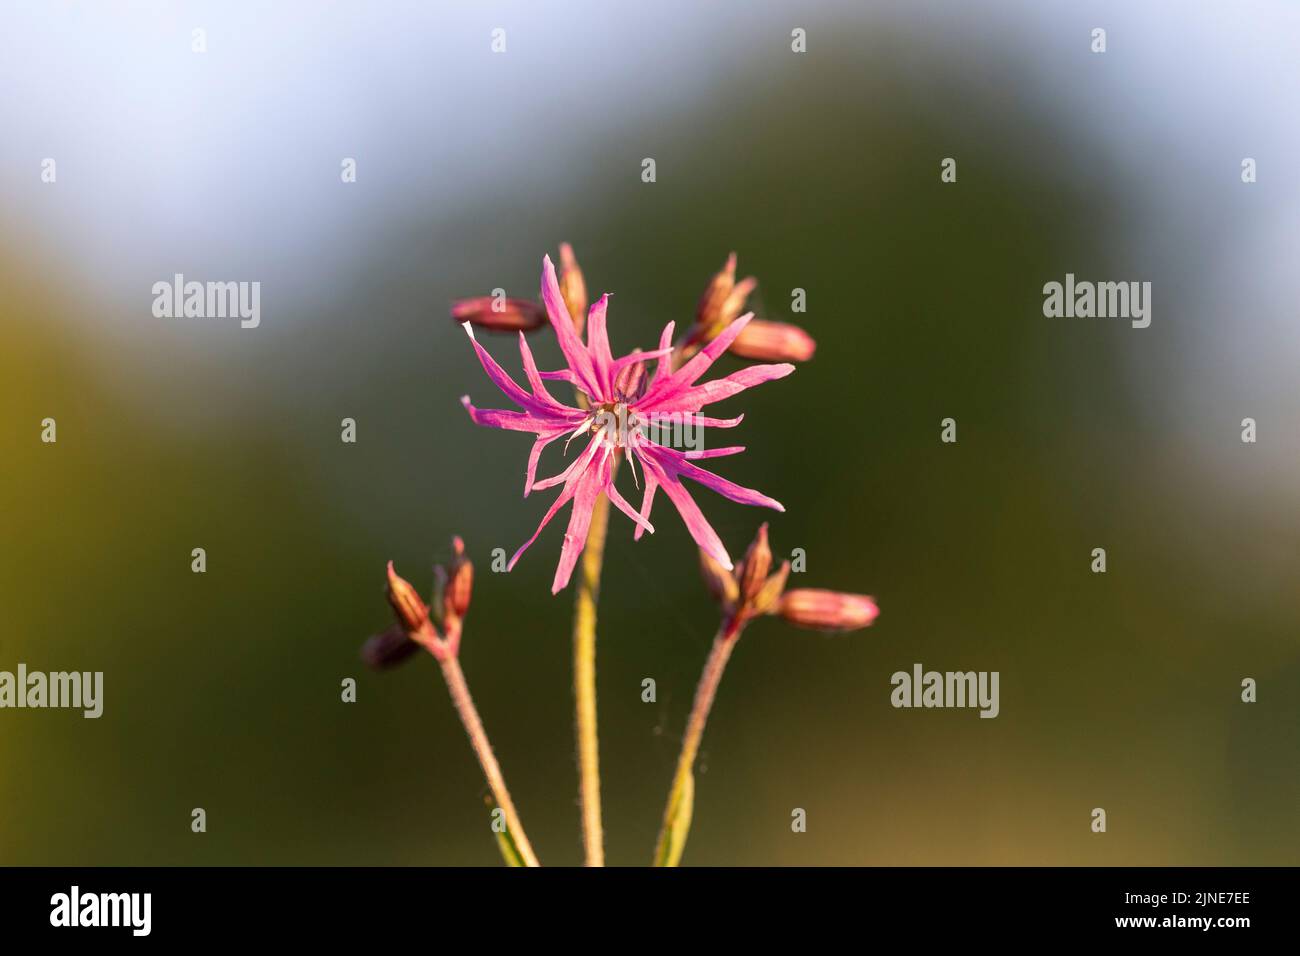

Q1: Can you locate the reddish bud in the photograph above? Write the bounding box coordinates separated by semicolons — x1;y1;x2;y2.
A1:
613;348;649;401
695;253;737;332
737;523;773;606
558;243;588;338
729;319;817;363
751;560;791;617
777;589;879;632
361;625;420;670
386;561;430;635
443;536;474;622
451;296;547;332
719;276;757;327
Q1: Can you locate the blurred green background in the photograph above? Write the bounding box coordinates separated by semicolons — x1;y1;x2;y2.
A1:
1;1;1297;865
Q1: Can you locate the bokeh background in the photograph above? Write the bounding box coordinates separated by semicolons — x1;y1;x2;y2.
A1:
1;0;1297;865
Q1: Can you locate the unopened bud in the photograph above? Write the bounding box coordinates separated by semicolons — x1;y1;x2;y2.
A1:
695;252;737;333
613;349;649;401
719;276;757;327
729;319;817;363
559;243;588;338
777;589;879;632
451;296;547;332
737;523;772;606
751;560;790;617
443;536;474;621
361;625;420;670
386;561;430;634
699;548;739;608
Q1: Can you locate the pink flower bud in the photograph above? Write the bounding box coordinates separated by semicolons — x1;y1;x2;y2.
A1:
613;349;649;401
777;589;879;632
737;523;772;606
443;536;473;621
451;296;547;332
696;252;738;330
386;561;431;635
750;560;790;617
728;319;817;363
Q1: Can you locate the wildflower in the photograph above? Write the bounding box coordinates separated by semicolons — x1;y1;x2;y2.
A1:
460;255;794;592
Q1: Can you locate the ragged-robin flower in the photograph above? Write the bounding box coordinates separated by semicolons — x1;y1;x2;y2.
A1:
461;254;794;593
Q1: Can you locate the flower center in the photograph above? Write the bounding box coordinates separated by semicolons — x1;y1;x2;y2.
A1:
590;401;637;447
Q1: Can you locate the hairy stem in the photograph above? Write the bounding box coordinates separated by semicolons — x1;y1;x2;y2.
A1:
653;616;743;865
439;654;540;867
572;491;611;866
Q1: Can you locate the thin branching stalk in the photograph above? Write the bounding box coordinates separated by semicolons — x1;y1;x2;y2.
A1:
653;615;743;865
438;654;541;867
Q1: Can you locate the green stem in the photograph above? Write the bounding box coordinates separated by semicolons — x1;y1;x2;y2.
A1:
573;491;611;866
653;616;743;865
439;654;540;867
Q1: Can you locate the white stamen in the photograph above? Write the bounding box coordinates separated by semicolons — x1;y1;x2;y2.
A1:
563;416;593;454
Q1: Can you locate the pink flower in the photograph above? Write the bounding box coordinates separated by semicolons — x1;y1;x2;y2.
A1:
461;255;794;593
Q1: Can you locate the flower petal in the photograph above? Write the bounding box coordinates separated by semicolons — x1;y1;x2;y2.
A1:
524;427;572;497
606;471;654;535
551;451;610;593
653;444;784;511
683;445;745;459
517;332;577;414
650;321;676;387
639;449;732;569
610;345;673;377
541;255;601;399
585;294;614;396
461;395;570;433
462;323;546;413
637;313;754;407
633;469;658;542
508;435;602;572
647;363;795;414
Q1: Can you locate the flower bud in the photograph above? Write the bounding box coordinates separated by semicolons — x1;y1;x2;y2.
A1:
360;625;420;670
719;276;757;327
613;349;649;401
443;536;474;621
695;253;737;333
728;319;817;363
737;523;772;606
386;561;430;634
777;589;879;632
559;243;588;338
699;548;739;608
450;296;547;332
750;560;790;617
